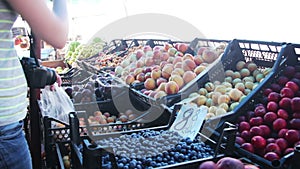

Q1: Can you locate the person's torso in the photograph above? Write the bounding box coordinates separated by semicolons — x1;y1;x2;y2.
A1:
0;1;28;126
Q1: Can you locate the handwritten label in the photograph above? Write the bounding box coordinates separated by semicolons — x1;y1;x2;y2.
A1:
169;104;208;140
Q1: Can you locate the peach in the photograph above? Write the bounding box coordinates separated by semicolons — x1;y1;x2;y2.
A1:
154;90;167;99
177;43;189;53
165;81;179;94
182;53;194;61
156;77;168;87
143;45;152;53
153;45;163;51
233;71;241;79
156;82;167;91
214;85;227;94
212;92;222;104
144;78;156;90
173;56;183;65
135;60;144;68
125;74;135;85
183;71;196;84
164;43;173;51
236;61;246;70
133;68;143;77
167;56;175;63
160;52;170;61
247;62;258;72
168;47;177;56
235;82;245;92
153;49;162;60
182;59;197;72
204;82;215;92
195;95;207;106
240;68;251;78
159;61;168;69
215;108;227;116
144;57;154;66
194;65;206;75
162;65;174;79
225;70;234;77
175;51;184;57
174;62;183;69
169;74;185;89
136;72;145;82
149;90;158;98
135;49;145;59
172;68;185;76
198;88;208;95
219;102;229;111
150;69;162;80
194;55;204;66
229;88;243;101
197;47;208;55
202;49;218;63
218;94;231;104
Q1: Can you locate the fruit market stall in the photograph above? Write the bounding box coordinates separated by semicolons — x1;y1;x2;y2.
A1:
36;37;300;169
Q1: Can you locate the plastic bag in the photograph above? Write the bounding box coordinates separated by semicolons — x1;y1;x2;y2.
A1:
39;83;75;124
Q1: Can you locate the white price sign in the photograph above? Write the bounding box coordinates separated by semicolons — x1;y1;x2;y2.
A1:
169;104;208;140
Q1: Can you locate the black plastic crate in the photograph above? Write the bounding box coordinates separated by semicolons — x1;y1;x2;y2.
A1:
69;112;239;169
203;43;300;169
128;38;231;107
43;115;87;168
61;69;94;87
55;141;72;169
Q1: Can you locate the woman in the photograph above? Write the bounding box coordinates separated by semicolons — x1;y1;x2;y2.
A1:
0;0;68;168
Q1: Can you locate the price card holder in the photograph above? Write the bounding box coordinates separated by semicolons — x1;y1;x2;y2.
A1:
169;103;208;140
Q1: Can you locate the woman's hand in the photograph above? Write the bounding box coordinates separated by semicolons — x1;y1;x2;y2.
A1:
50;72;62;91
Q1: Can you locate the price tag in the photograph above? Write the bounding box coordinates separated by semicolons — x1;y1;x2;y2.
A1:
169;103;208;140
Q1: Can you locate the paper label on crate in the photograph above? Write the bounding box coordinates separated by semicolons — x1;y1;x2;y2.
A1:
169;104;207;140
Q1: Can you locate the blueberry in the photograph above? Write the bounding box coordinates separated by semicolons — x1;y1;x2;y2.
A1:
156;156;163;162
150;161;156;167
136;164;143;169
120;157;127;164
117;163;124;168
175;145;182;151
145;158;152;165
186;138;193;145
180;148;187;154
163;157;168;163
129;161;137;169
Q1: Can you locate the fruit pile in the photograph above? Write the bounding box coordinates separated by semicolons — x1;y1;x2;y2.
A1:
114;42;225;99
198;156;260;169
235;65;300;162
182;60;271;120
95;130;216;169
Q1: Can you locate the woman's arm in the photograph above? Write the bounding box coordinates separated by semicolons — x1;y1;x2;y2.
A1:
7;0;69;49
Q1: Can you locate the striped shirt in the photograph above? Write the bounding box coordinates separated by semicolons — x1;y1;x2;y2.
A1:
0;1;28;126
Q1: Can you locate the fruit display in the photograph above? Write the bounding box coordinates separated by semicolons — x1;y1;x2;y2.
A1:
234;64;300;163
117;41;225;99
198;156;260;169
64;37;107;66
92;129;218;169
182;60;271;120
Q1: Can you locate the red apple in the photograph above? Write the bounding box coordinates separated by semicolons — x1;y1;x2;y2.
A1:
285;129;300;145
251;135;267;149
267;101;278;112
291;97;300;111
264;152;280;161
249;116;263;126
277;109;289;120
263;112;278;124
280;87;294;98
278;97;291;110
268;92;280;102
285;81;299;92
239;121;251;132
272;118;287;131
250;126;263;136
275;138;288;151
259;124;271;137
241;142;254;153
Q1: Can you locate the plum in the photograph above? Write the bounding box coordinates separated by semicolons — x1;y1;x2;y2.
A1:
216;157;244;169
